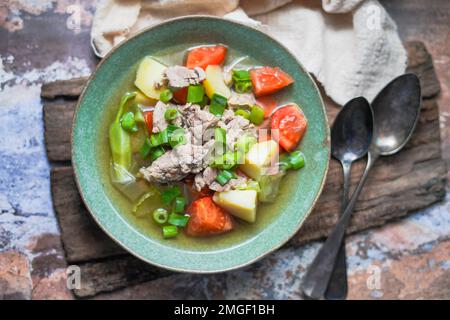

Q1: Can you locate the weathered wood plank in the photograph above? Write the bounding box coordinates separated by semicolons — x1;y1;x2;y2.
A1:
74;255;172;298
41;77;89;99
44;101;76;161
45;41;447;297
51;167;125;263
404;41;441;98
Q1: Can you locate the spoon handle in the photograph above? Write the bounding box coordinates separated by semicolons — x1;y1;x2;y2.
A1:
300;152;378;299
324;160;351;299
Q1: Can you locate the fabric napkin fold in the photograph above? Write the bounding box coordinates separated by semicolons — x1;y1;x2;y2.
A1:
91;0;407;105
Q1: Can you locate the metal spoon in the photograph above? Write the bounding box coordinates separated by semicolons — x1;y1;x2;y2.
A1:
300;73;421;300
325;97;373;300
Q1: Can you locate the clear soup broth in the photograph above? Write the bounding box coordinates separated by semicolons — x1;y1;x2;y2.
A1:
97;44;299;250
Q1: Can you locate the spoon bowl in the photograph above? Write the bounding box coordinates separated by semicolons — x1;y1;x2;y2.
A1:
371;73;422;155
331;97;373;163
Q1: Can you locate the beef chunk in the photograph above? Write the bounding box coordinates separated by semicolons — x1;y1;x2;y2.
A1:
152;101;182;133
165;66;206;88
140;141;214;183
228;92;256;108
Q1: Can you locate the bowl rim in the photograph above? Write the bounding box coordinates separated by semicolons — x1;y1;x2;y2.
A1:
71;15;330;273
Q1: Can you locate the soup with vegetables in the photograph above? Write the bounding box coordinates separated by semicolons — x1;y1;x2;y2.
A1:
106;44;308;241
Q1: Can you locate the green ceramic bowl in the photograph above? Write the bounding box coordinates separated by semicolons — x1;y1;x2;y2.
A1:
72;16;329;273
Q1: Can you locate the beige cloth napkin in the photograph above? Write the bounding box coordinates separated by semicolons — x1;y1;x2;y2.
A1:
91;0;407;105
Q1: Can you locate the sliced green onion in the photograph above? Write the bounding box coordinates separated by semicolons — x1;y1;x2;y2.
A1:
168;213;190;227
139;137;152;158
199;95;210;107
152;208;168;224
169;130;186;148
173;197;186;214
234;151;244;165
162;225;178;239
167;125;186;148
164;108;178;121
161;186;181;205
215;127;226;148
210;151;236;170
235;135;257;154
160;89;173;103
120;112;138;133
234;81;252;93
150;129;169;147
150;146;165;161
167;124;182;134
249;105;265;125
232;70;252;93
187;85;205;104
235;109;250;120
232;70;251;81
278;153;292;170
215;170;236;186
210;94;227;116
288;151;306;170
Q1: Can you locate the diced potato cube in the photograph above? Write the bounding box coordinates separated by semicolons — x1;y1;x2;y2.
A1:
134;57;166;100
239;140;279;180
135;90;157;106
203;65;231;99
213;190;257;223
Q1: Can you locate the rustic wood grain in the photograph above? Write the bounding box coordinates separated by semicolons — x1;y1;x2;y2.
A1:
51;167;125;262
74;255;172;298
43;102;76;161
405;41;441;98
41;77;89;100
45;41;447;297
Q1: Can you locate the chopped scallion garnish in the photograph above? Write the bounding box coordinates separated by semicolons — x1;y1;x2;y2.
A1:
232;70;252;93
164;108;178;121
232;70;251;81
120;112;138;133
235;135;257;154
215;170;236;186
161;186;181;205
235;109;250;120
214;127;226;149
150;129;169;147
249;105;264;125
210;94;227;116
168;213;190;227
160;89;173;103
169;130;186;148
153;208;168;224
234;81;252;93
150;146;165;161
279;151;306;170
162;225;178;238
173;197;186;214
187;85;205;104
139;137;152;158
210;151;237;170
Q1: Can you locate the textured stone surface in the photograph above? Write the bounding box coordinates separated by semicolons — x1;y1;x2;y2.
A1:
94;198;450;300
0;250;32;300
26;233;73;300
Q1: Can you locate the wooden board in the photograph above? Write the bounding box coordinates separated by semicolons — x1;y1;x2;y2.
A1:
44;41;447;297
